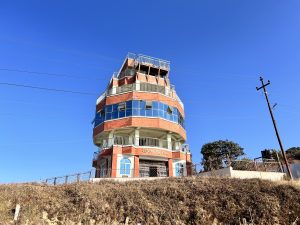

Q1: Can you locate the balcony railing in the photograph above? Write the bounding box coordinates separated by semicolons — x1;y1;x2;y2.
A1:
93;136;189;161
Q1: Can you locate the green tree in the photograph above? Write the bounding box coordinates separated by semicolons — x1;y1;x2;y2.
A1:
286;147;300;160
201;140;244;171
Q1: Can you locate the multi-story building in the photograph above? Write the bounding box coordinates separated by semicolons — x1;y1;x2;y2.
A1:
92;53;191;178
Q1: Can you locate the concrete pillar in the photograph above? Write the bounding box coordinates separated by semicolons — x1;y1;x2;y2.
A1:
168;159;173;177
134;156;139;177
167;133;172;150
135;80;140;91
108;130;114;147
134;128;140;146
111;153;118;178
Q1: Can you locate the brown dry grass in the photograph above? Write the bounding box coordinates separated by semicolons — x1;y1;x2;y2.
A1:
0;177;300;225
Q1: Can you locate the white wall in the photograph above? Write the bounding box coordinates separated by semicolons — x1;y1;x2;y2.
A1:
198;167;285;181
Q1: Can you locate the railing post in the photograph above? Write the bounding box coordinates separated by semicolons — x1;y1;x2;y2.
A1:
65;176;68;184
77;173;80;183
53;177;57;185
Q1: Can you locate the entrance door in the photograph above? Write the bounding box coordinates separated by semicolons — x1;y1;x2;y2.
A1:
149;166;158;177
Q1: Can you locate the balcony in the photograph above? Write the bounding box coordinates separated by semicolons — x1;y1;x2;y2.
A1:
93;136;190;161
96;82;184;109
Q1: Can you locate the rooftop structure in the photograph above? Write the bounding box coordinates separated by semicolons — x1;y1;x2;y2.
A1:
92;53;191;178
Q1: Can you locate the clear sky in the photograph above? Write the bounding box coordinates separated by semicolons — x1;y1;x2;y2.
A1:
1;1;300;183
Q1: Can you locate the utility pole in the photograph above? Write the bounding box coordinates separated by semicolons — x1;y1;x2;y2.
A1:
256;77;293;179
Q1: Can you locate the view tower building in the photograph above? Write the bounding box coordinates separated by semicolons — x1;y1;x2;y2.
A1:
92;53;191;178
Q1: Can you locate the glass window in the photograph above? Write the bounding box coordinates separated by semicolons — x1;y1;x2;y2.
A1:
152;109;158;117
152;101;158;109
132;109;139;116
126;101;132;109
106;112;112;120
118;102;126;111
139;109;146;116
119;110;125;118
112;104;118;112
106;105;112;113
140;100;146;109
175;163;184;177
167;106;173;114
146;109;152;117
120;158;131;175
145;101;152;110
132;100;139;109
126;109;132;117
112;111;118;119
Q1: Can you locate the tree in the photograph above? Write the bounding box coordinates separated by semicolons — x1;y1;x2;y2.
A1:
286;147;300;160
201;140;244;171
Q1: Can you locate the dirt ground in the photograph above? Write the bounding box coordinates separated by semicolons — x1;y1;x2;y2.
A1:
0;177;300;225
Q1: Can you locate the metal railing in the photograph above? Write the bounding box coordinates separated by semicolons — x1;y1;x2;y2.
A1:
127;52;170;71
43;170;93;185
96;82;184;109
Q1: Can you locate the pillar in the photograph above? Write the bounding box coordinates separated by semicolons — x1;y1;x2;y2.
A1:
111;152;118;178
134;156;139;177
108;130;114;147
134;128;140;146
167;132;172;150
168;158;173;177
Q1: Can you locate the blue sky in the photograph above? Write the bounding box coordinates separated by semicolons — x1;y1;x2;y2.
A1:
1;1;300;183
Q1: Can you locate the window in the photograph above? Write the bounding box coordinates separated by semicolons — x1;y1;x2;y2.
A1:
145;101;152;110
118;102;126;111
120;158;131;176
175;163;184;177
99;109;105;118
167;106;173;114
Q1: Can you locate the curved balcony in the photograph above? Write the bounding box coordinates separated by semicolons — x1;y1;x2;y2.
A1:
96;82;184;109
93;136;190;162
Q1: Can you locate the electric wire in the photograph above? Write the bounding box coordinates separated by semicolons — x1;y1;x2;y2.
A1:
0;82;97;96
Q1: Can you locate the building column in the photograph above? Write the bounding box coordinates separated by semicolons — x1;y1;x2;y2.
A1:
134;156;139;177
111;153;118;178
167;132;172;150
134;128;140;146
108;130;114;147
168;158;173;177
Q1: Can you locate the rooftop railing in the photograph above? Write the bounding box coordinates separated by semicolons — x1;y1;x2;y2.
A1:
127;52;170;71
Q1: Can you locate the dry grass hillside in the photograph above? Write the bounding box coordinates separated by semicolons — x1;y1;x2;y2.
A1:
0;177;300;225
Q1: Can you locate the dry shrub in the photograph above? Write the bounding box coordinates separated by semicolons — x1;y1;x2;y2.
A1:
0;177;299;224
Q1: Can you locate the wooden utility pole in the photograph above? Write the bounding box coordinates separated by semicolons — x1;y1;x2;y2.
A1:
256;77;293;179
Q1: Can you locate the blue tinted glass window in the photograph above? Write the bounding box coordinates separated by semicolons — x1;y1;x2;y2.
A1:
140;109;146;116
119;110;125;118
159;110;164;118
140;100;146;109
152;101;158;109
126;101;132;109
106;105;112;113
132;100;139;109
132;109;139;116
112;111;118;119
112;104;118;112
106;112;112;120
159;102;164;110
152;109;158;117
126;109;132;117
146;109;152;117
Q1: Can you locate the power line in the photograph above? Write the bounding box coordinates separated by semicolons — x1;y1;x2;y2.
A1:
0;68;107;80
0;82;97;96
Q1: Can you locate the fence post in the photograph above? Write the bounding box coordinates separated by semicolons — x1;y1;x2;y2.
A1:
65;176;68;184
77;173;80;183
45;179;48;184
254;159;257;171
54;177;57;185
89;170;92;180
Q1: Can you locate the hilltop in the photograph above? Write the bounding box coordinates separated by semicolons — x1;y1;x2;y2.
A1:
0;177;300;225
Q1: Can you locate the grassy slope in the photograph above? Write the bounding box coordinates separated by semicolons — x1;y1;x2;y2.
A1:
0;177;300;225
